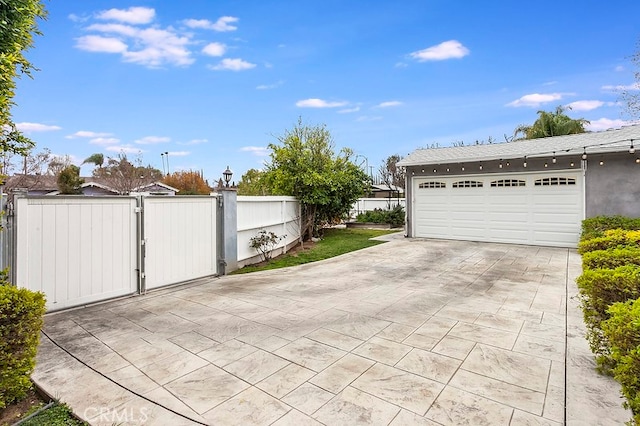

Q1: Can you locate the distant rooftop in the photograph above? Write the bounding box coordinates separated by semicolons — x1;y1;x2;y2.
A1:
398;124;640;167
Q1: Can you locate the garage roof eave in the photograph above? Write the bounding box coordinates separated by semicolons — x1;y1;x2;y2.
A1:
397;125;640;167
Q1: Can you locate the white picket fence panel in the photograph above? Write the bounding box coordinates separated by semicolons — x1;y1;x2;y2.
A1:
237;196;300;265
143;196;219;290
15;197;139;311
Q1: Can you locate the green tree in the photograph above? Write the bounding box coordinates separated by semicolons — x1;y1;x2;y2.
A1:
162;170;211;195
92;153;163;194
0;0;46;128
264;118;369;239
513;106;589;140
237;168;270;195
82;153;104;168
57;165;84;194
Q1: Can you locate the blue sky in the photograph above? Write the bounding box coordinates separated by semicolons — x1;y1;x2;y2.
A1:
12;0;640;183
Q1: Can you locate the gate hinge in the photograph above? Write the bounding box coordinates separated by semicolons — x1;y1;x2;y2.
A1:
134;207;142;213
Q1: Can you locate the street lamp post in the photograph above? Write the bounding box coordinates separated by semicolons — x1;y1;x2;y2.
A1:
223;166;233;188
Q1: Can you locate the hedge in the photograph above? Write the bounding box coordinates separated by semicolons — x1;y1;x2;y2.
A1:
578;230;640;255
582;216;640;241
582;247;640;270
0;283;46;409
576;265;640;371
602;298;640;424
356;205;405;228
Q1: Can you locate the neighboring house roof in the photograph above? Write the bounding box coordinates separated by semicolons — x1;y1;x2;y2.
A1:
134;182;179;192
80;181;119;194
3;175;177;196
398;124;640;167
371;184;403;192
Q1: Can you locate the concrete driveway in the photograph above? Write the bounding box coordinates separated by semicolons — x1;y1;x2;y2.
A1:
34;235;629;425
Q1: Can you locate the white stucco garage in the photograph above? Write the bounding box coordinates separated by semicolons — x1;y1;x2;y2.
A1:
398;125;640;248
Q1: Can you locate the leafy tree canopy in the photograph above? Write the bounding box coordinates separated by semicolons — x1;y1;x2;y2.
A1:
264;118;369;238
0;0;46;128
82;153;104;168
237;168;270;196
57;165;83;194
162;170;211;195
513;106;589;140
92;153;162;194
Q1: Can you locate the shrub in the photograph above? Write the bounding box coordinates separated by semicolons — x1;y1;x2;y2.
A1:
602;298;640;424
0;283;46;409
579;230;640;255
249;230;285;262
576;265;640;371
582;216;640;241
582;247;640;270
356;205;404;227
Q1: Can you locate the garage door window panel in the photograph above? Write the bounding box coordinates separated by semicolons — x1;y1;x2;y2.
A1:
534;177;576;186
418;181;446;189
452;180;483;188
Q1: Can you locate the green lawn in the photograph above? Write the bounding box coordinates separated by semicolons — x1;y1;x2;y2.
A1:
232;228;397;274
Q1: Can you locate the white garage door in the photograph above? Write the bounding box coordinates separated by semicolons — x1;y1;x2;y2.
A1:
412;171;583;247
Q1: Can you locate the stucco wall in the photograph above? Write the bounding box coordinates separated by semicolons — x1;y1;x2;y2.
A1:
585;152;640;217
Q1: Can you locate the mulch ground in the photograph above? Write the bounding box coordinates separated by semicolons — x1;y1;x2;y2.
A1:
0;388;47;426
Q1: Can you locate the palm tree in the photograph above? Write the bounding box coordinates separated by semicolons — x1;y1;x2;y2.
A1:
514;106;589;140
82;153;104;168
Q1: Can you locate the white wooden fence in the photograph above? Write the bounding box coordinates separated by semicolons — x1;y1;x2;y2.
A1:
142;197;218;290
15;197;140;311
350;198;406;218
237;196;300;267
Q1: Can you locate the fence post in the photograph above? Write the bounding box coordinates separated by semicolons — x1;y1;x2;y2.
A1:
218;189;238;274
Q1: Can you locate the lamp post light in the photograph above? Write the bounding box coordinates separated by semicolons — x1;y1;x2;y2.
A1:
223;166;233;188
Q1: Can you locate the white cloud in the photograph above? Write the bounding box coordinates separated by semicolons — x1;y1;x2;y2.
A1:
135;136;171;145
565;100;604;111
296;98;348;108
586;118;640;131
376;101;403;108
410;40;469;62
15;122;61;132
542;81;558;86
75;35;128;53
77;21;194;67
90;137;120;145
168;151;190;156
394;62;408;68
202;42;226;57
615;65;625;72
602;83;640;91
67;130;112;139
241;146;269;156
96;7;155;25
338;106;360;113
507;93;564;107
183;16;239;32
209;58;256;71
106;144;143;154
256;80;284;90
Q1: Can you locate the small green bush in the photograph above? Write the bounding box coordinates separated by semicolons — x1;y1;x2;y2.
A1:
582;247;640;270
0;283;46;409
578;230;640;255
356;205;404;227
582;216;640;241
602;298;640;424
576;265;640;371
